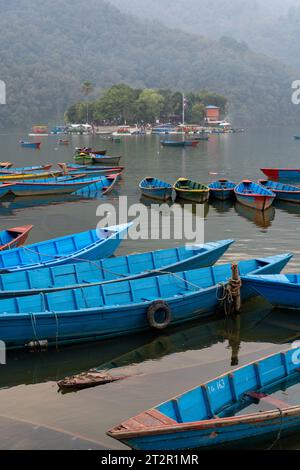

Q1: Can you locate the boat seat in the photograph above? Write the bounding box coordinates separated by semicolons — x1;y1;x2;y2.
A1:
246;391;289;410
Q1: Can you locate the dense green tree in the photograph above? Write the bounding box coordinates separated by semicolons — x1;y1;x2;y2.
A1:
80;81;94;123
66;85;228;124
94;84;137;124
136;89;164;123
191;103;206;123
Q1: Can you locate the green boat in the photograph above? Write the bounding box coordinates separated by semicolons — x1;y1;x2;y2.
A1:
174;178;209;203
74;152;93;163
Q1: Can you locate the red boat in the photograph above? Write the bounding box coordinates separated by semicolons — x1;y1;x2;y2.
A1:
0;225;33;251
261;168;300;182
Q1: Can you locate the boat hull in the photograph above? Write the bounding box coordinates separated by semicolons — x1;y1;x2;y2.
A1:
10;181;91;197
141;187;173;201
261;168;300;182
108;348;300;450
241;276;300;310
0;224;130;273
0;254;290;349
119;411;300;450
209;189;234;201
175;190;209;203
0;240;234;297
235;194;274;211
20;142;41;149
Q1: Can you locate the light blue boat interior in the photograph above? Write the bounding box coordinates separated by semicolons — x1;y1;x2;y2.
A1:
209;180;236;190
0;254;290;315
260;180;300;192
0;240;234;294
0;229;17;246
235;181;275;196
156;349;300;424
0;225;127;270
140;178;173;189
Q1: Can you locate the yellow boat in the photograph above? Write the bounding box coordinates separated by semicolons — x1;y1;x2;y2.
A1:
0;170;62;182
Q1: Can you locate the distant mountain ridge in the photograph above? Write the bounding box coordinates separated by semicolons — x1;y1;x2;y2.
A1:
0;0;298;126
109;0;300;68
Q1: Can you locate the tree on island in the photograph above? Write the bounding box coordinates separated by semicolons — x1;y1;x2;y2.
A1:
80;81;94;124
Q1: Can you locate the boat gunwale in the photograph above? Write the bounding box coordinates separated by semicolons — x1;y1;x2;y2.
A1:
0;239;234;296
0;253;291;315
258;180;300;194
107;347;300;440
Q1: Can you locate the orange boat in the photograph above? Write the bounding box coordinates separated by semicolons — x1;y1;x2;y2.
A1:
0;225;33;251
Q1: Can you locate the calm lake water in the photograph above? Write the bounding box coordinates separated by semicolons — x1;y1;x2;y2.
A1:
0;128;300;449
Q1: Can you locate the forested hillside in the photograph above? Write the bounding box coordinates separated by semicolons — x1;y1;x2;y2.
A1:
0;0;298;127
110;0;300;69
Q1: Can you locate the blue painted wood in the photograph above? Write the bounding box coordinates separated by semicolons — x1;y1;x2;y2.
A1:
0;165;52;174
259;180;300;203
0;184;13;198
139;177;173;201
108;347;300;450
0;178;95;197
160;140;198;147
241;273;300;310
0;239;234;297
0;223;131;273
0;253;291;349
234;180;275;210
209;180;236;200
20;141;40;149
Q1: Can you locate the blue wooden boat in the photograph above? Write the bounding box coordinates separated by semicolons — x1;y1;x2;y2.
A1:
2;178;96;197
241;273;300;310
139;177;173;201
0;239;234;298
71;173;121;195
0;253;291;349
0;164;52;175
161;140;199;148
20;141;41;149
0;223;131;273
234;180;275;211
209;179;236;200
0;183;13;199
58;162;124;176
259;180;300;203
261;168;300;182
108;347;300;449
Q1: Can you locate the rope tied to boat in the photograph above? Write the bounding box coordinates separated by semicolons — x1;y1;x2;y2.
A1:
146;269;201;291
216;265;242;316
267;407;284;450
20;245;131;279
53;311;59;351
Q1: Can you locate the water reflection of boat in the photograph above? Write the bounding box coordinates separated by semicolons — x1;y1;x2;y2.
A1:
274;199;300;217
235;202;275;228
2;194;94;211
1;298;299;391
175;199;210;218
209;198;235;214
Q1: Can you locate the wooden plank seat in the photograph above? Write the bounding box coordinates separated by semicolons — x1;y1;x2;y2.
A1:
246;391;289;410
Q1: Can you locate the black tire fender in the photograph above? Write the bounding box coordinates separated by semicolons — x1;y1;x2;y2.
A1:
147;300;172;330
